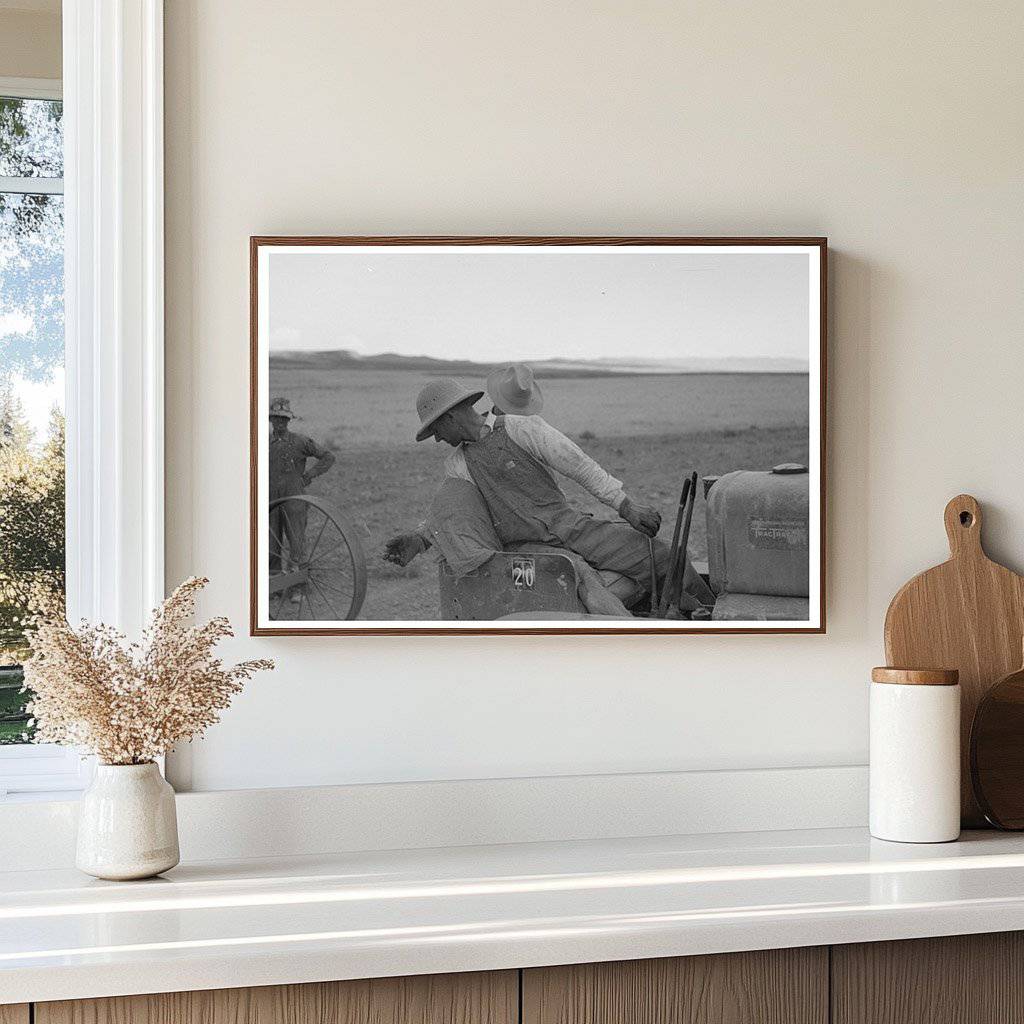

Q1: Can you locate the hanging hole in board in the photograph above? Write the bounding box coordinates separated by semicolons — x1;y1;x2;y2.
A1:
960;511;974;527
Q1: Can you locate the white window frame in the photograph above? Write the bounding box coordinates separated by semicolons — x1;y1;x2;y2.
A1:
0;76;63;192
0;1;164;800
0;77;61;100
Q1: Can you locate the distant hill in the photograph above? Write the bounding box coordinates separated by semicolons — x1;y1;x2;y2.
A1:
269;349;809;377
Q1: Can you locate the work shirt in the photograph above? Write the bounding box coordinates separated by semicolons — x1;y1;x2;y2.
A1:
444;415;626;512
418;417;666;587
269;430;334;500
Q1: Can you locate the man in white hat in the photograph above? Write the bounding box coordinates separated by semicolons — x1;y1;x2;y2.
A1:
486;362;543;417
269;397;335;604
385;378;713;609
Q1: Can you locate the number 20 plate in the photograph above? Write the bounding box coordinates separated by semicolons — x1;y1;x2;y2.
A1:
510;556;536;589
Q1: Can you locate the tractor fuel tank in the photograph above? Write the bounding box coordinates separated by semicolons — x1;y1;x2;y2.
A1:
705;463;810;598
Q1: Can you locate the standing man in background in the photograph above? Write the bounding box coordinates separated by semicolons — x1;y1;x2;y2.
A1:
485;362;544;418
268;397;335;607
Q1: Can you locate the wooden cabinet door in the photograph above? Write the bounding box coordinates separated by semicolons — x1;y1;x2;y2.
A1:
0;1007;29;1024
523;948;828;1024
36;970;517;1024
833;932;1024;1024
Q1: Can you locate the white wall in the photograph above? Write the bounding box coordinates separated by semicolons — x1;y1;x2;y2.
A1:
0;3;61;80
164;1;1024;792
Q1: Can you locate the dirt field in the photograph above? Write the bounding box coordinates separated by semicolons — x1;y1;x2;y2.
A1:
268;366;810;621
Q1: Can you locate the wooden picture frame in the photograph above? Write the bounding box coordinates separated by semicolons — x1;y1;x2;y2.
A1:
250;236;827;635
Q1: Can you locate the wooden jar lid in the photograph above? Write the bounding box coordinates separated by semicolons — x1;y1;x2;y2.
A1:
871;667;960;686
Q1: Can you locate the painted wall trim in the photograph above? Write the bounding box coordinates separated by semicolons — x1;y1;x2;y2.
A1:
0;764;868;870
0;76;62;100
63;0;164;634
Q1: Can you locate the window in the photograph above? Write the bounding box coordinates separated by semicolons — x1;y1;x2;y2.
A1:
1;83;65;706
0;78;82;798
1;6;166;799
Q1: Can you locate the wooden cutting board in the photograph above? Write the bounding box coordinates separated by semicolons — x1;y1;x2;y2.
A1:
884;494;1024;827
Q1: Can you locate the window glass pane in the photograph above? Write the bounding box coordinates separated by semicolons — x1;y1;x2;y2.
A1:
0;185;65;745
0;665;31;743
0;97;63;179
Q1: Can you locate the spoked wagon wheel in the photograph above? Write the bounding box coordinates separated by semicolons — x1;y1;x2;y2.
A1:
269;495;367;621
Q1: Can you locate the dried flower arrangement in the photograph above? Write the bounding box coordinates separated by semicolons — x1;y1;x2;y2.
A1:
22;577;273;765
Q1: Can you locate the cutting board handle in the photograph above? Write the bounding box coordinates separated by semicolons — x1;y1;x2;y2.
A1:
944;493;983;559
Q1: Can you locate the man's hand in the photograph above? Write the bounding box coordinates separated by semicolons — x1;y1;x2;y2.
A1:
384;532;428;566
620;496;661;537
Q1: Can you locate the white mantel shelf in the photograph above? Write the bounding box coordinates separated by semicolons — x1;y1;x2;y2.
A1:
4;826;1024;1004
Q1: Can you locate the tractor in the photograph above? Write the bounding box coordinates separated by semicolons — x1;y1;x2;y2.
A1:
268;494;367;621
438;463;810;622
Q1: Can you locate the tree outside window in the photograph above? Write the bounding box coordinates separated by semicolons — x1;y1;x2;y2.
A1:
0;93;65;744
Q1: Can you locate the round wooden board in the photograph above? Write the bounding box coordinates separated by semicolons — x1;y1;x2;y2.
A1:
971;665;1024;829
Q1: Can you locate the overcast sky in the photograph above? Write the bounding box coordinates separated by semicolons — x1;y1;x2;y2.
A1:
268;249;811;364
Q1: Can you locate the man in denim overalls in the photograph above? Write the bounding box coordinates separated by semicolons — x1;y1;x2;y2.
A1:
269;397;335;605
386;378;713;609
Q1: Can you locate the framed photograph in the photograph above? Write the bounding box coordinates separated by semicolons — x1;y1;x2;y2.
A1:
250;237;826;635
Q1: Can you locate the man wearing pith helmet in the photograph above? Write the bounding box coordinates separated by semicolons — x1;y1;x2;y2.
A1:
268;397;335;605
385;375;713;607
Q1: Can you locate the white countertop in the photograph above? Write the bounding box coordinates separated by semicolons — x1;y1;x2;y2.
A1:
4;826;1024;1004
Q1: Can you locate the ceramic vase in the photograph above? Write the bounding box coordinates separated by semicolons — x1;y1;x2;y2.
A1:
76;762;180;880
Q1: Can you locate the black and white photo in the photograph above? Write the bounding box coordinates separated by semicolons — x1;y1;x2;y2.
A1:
250;238;825;634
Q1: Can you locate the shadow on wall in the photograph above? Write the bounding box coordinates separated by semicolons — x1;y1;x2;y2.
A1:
827;248;873;640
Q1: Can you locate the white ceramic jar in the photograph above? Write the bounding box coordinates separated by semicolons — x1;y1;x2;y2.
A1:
76;762;180;880
870;667;960;843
